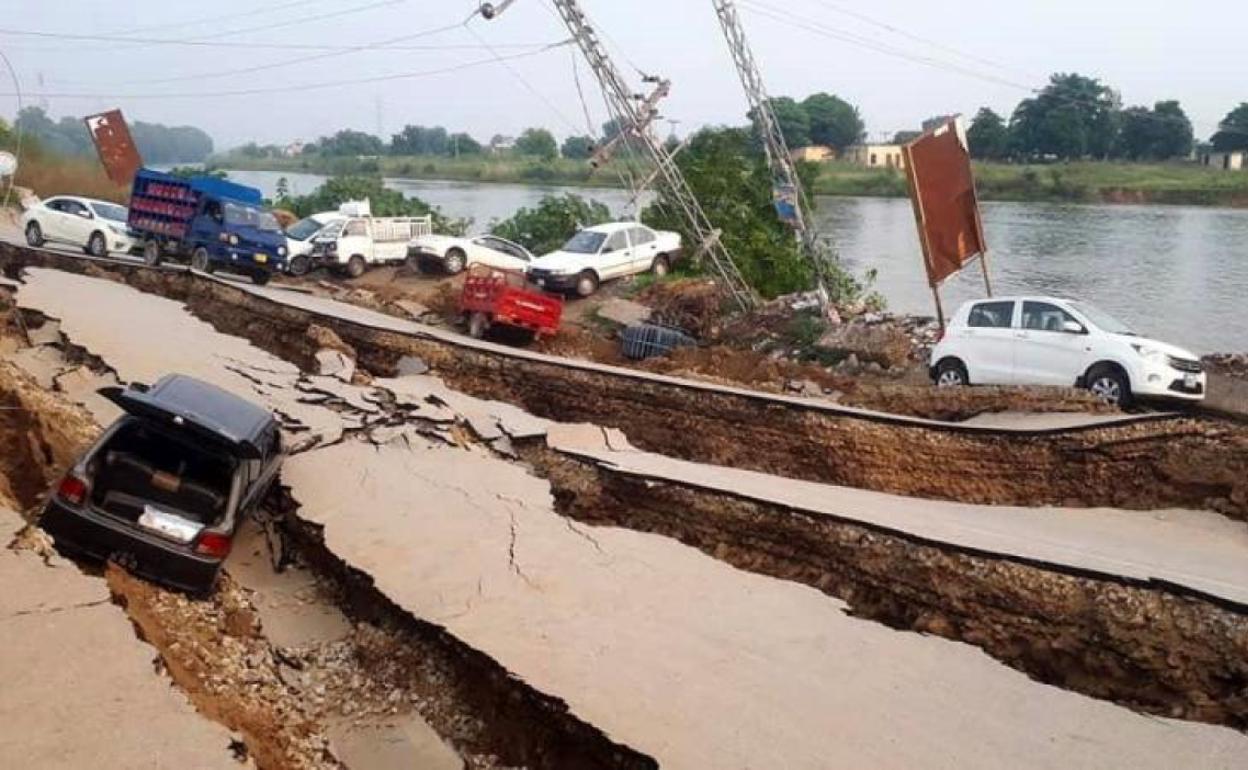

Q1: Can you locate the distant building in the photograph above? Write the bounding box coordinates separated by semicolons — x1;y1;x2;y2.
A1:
790;145;836;163
845;144;906;170
489;135;516;154
282;141;305;157
1200;150;1245;171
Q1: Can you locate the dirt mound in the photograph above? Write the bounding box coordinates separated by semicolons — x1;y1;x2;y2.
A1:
633;279;728;339
634;344;1108;421
0;360;99;511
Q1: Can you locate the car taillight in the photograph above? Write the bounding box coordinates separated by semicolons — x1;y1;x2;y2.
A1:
194;532;233;559
57;473;88;506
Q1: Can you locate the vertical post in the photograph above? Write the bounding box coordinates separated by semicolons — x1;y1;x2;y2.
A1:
931;283;946;330
979;252;993;297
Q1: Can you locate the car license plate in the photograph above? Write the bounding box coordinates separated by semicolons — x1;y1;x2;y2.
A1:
254;253;268;264
1184;374;1198;388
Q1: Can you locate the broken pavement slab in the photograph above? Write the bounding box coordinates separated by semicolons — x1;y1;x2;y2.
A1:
595;297;652;327
0;508;242;770
284;438;1248;770
547;422;1248;609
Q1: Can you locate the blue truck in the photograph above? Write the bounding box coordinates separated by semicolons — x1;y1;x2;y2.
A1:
128;168;288;284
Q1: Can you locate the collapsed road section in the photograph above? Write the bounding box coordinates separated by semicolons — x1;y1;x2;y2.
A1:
4;242;1245;521
4;262;1248;768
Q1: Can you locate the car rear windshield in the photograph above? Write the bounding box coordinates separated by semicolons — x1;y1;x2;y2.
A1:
561;230;607;254
90;420;235;527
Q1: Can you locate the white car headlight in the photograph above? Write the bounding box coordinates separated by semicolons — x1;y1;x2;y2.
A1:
1131;343;1164;361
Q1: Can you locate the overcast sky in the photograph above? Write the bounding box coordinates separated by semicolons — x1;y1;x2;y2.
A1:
2;0;1242;150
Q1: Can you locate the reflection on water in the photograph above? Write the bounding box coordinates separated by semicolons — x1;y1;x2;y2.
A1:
226;169;1246;352
816;197;1248;353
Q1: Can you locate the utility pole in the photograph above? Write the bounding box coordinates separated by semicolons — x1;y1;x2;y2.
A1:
711;0;834;307
481;0;755;310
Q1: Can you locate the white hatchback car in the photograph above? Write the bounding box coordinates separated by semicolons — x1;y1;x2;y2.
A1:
527;222;681;297
22;196;137;257
929;296;1206;406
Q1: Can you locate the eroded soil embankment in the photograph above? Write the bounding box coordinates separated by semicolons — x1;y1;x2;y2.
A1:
0;312;654;770
179;275;1248;520
5;246;1246;519
523;444;1248;728
274;498;657;770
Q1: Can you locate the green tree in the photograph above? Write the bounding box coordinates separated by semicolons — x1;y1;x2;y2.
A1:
515;128;558;160
285;175;465;233
1211;103;1248;152
801;93;864;151
560;135;595;160
447;132;482;156
761;97;811;148
891;130;922;145
315;129;385;157
275;176;291;203
491;194;611;255
1009;73;1121;160
1115;101;1193;160
967;108;1011;160
389;125;450;155
642;127;814;298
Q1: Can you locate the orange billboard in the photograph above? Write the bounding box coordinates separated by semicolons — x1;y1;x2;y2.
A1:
84;109;143;186
901;118;987;288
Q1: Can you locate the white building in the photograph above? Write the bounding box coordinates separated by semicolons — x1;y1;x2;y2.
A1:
845;144;907;170
1200;150;1245;171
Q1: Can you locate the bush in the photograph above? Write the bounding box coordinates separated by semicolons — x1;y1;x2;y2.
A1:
491;194;612;255
284;175;467;234
642;127;866;301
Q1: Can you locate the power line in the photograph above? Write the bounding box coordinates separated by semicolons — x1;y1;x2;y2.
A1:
0;28;547;54
83;13;529;87
0;0;406;56
0;44;568;101
799;0;1028;75
464;23;581;134
124;0;336;36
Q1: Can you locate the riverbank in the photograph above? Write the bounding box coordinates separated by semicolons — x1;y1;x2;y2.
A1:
211;154;1248;208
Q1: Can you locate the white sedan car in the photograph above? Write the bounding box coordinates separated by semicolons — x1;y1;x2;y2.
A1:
21;196;137;257
929;296;1206;406
527;222;681;297
407;233;533;274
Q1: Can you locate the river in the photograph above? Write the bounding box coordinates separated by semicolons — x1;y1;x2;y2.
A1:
224;168;1248;352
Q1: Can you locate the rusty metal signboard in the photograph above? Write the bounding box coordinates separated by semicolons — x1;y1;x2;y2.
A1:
84;109;143;186
901;117;991;326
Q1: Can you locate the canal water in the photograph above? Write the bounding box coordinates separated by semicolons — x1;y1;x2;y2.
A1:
226;169;1248;352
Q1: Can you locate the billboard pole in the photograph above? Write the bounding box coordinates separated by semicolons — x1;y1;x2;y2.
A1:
901;142;946;330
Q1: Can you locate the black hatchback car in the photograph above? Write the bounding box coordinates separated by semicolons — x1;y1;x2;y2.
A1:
41;374;283;594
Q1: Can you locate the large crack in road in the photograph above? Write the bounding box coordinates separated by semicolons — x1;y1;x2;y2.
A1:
3;259;1248;767
5;243;1244;521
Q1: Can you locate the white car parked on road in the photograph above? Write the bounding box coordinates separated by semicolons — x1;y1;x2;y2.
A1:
929;296;1206;406
526;222;681;297
21;196;137;257
407;233;533;274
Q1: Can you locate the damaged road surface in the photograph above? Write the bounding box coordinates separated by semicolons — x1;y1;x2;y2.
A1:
0;509;241;769
8;265;1248;768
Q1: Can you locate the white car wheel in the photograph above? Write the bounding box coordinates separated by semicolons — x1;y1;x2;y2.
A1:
1087;369;1130;406
444;248;467;274
935;359;968;388
25;221;44;247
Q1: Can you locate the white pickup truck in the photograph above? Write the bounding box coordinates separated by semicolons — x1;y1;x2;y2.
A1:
308;201;433;278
